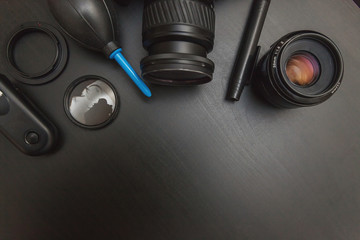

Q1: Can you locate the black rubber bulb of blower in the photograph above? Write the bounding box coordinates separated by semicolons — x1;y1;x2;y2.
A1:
47;0;151;97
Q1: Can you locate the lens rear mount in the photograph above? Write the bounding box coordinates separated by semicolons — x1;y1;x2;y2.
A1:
6;22;68;85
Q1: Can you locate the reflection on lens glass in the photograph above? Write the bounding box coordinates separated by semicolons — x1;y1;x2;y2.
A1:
65;77;119;128
286;53;320;86
0;91;10;115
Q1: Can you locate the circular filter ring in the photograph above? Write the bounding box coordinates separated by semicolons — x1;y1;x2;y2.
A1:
6;22;68;85
64;76;120;129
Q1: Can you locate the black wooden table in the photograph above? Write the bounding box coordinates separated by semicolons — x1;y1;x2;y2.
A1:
0;0;359;239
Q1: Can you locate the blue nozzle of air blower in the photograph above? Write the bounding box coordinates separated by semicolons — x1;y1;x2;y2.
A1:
110;49;151;98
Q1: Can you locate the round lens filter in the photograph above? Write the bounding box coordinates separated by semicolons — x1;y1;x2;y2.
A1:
64;76;120;129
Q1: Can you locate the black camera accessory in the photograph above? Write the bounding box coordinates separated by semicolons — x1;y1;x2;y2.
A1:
141;0;216;86
354;0;360;7
253;31;344;108
47;0;151;97
227;0;271;101
6;22;68;85
0;74;58;155
64;76;120;129
113;0;130;6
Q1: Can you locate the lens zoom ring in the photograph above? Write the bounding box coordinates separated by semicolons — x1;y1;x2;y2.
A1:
143;0;215;33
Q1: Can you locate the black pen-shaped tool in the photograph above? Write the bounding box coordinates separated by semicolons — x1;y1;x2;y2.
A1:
227;0;271;101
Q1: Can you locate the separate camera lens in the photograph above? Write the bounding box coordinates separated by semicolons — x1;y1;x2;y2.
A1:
253;31;344;108
286;53;320;86
141;0;216;86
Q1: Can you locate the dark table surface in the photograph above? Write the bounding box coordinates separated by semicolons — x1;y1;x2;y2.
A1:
0;0;359;239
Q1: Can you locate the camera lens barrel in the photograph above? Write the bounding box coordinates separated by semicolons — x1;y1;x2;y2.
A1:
141;0;215;86
253;31;344;108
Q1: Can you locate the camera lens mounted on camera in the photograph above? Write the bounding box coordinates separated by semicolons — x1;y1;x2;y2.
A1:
141;0;216;86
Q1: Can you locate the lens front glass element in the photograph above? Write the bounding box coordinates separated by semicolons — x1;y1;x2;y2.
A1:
286;53;320;86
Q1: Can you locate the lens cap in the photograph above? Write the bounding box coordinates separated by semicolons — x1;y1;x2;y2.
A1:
64;76;119;129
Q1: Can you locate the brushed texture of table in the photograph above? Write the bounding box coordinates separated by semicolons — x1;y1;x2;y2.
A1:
0;0;359;239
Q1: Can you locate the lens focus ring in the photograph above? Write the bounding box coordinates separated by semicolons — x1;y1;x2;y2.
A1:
143;0;215;52
143;0;215;36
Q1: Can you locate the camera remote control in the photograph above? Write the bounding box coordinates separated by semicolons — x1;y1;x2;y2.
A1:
0;74;57;156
